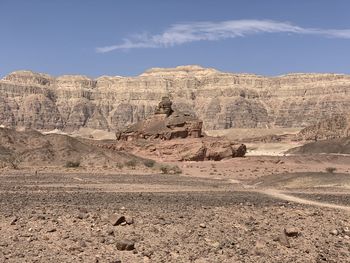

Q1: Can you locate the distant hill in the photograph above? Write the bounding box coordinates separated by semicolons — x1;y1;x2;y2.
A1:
287;137;350;155
0;127;143;168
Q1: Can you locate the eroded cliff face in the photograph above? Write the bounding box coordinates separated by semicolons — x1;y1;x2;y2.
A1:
0;66;349;131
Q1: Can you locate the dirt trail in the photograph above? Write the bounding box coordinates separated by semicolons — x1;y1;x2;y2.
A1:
259;189;350;212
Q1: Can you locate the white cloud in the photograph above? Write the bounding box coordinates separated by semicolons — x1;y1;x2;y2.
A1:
96;19;350;53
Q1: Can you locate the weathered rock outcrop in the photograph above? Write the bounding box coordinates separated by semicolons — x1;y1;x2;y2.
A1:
104;97;246;161
116;97;202;141
297;115;350;141
1;66;349;131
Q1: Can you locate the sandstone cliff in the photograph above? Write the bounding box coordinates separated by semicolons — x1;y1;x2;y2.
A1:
1;66;349;131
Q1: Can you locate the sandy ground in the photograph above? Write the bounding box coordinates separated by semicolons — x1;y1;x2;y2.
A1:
207;127;304;156
0;155;349;262
178;155;350;181
42;128;116;140
206;128;301;141
41;127;301;143
244;142;304;156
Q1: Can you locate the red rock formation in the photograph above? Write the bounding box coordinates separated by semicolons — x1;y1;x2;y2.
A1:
111;97;246;161
116;97;203;141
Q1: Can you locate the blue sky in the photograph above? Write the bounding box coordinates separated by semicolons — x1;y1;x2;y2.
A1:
1;0;350;78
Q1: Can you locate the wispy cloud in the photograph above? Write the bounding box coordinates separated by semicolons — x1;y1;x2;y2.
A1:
96;19;350;53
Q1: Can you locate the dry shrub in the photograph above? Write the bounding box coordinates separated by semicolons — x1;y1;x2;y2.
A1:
325;167;337;174
65;161;80;168
125;159;137;168
116;163;124;169
160;164;182;174
143;159;156;168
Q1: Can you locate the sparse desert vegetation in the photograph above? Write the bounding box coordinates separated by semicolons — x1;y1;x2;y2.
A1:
124;159;137;168
159;164;182;174
143;159;156;168
64;161;80;168
325;167;337;173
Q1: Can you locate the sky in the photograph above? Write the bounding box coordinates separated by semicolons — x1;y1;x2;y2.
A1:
1;0;350;78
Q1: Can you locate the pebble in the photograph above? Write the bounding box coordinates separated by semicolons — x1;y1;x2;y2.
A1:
10;217;18;225
199;223;206;228
284;227;299;237
330;229;339;236
205;238;220;248
274;232;290;248
76;213;88;220
79;207;88;214
105;238;115;245
36;215;46;220
110;215;126;226
0;242;8;247
125;216;134;225
98;237;106;243
106;229;114;236
79;240;87;248
47;228;57;233
116;239;135;251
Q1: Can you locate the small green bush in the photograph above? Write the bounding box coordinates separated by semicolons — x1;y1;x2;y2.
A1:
160;165;169;174
143;159;156;168
325;167;337;174
125;159;137;168
65;161;80;168
172;165;182;174
9;161;19;170
116;163;124;169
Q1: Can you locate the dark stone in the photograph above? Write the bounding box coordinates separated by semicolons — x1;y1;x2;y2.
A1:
110;215;126;226
10;216;18;225
116;239;135;251
284;227;299;237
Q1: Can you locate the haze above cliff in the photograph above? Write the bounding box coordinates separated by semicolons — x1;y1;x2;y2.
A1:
0;65;349;132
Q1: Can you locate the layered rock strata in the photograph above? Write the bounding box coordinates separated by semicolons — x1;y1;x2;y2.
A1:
1;66;349;131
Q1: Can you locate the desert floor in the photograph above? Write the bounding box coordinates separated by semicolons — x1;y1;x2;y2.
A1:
0;155;350;263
